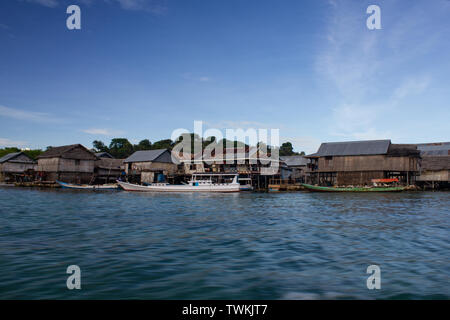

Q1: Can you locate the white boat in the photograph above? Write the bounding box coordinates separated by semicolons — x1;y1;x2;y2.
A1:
56;180;119;190
117;173;240;192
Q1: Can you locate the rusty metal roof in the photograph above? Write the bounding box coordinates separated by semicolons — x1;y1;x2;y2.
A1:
416;142;450;156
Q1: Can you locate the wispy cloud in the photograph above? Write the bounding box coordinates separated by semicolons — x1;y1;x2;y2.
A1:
24;0;58;7
115;0;167;14
0;138;28;148
280;136;321;154
20;0;168;13
182;73;213;83
204;120;277;130
0;105;63;123
0;23;15;38
82;128;124;136
316;0;444;141
393;76;431;101
198;76;211;82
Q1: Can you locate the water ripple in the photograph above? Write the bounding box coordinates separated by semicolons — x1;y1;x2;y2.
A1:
0;188;449;299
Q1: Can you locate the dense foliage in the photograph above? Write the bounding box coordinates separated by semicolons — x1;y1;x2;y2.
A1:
91;135;305;158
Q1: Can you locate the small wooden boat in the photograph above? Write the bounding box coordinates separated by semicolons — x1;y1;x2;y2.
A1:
301;183;406;192
117;173;240;193
56;180;119;190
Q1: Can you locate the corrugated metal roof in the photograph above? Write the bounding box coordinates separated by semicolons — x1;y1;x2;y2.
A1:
0;152;22;163
123;149;169;163
280;156;308;166
316;140;391;156
95;152;114;159
416;142;450;156
0;152;36;164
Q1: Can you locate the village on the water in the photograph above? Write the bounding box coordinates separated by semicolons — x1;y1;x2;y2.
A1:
0;137;448;192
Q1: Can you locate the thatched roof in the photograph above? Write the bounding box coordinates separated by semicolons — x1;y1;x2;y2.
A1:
37;144;97;160
387;144;421;157
421;156;450;171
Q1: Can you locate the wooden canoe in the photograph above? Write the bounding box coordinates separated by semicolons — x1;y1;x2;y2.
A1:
56;181;119;190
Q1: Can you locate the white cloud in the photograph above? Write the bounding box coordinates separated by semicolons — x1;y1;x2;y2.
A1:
280;136;321;155
20;0;167;13
25;0;58;8
317;1;439;141
114;0;167;13
393;76;431;100
82;128;124;136
0;105;62;123
182;73;212;82
0;138;28;148
205;120;268;130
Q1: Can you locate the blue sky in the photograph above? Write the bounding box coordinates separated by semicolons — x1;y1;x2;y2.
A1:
0;0;449;153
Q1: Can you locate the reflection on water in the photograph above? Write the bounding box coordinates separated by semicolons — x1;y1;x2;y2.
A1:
0;187;449;299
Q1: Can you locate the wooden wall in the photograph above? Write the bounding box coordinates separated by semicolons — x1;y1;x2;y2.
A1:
59;158;94;173
0;161;36;173
181;162;206;174
126;161;177;175
336;171;385;185
37;158;59;172
37;158;94;173
416;170;449;182
44;172;94;184
317;155;418;172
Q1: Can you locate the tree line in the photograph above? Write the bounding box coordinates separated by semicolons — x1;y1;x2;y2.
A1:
92;135;305;159
0;136;304;160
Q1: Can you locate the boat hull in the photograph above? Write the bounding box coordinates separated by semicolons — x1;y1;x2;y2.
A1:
301;183;406;192
118;181;240;192
56;181;119;190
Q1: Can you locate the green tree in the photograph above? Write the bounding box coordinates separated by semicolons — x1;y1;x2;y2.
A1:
0;147;20;158
134;139;152;151
152;139;174;150
279;142;296;156
23;149;43;159
108;138;134;158
93;140;109;153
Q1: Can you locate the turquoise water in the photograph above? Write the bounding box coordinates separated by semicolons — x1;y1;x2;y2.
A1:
0;187;449;299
